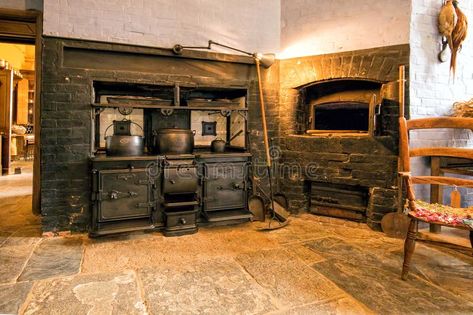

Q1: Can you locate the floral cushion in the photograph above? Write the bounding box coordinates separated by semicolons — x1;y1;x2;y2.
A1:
411;200;473;228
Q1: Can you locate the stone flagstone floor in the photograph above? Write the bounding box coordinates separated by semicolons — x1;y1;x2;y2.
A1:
1;169;473;314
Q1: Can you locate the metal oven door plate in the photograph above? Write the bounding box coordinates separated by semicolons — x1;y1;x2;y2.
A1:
97;168;153;222
203;162;247;211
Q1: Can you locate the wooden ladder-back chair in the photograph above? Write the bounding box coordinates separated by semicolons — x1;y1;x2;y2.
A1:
399;116;473;280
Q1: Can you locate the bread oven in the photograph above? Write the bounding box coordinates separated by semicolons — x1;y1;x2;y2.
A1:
302;79;382;135
277;44;409;229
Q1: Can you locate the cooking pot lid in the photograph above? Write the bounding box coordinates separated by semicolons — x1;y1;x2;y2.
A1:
212;138;226;143
157;128;193;134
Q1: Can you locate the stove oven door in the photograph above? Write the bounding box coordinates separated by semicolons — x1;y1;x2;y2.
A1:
203;162;247;211
97;168;153;222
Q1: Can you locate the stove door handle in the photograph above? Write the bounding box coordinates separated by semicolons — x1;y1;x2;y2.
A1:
108;190;138;200
110;191;118;200
232;182;245;190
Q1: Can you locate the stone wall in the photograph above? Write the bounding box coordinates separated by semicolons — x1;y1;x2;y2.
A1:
42;0;280;54
40;37;272;232
280;0;411;58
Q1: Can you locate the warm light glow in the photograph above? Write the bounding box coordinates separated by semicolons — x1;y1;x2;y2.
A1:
277;40;321;59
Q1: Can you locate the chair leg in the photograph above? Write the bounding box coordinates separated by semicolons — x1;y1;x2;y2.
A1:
401;219;417;280
470;230;473;256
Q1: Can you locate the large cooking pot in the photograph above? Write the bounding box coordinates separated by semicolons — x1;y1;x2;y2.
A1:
153;128;195;154
105;120;144;156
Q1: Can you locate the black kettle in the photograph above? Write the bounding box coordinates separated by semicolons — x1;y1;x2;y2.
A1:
210;138;226;153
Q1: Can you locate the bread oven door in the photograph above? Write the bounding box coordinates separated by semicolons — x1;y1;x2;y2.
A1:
97;168;153;222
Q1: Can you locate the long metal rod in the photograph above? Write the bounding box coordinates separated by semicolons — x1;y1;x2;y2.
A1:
397;64;406;214
255;59;279;224
399;65;405;118
209;40;254;56
255;59;272;168
177;40;254;57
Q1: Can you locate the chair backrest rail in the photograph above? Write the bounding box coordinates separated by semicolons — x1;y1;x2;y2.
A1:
407;117;473;130
410;147;473;159
411;175;473;188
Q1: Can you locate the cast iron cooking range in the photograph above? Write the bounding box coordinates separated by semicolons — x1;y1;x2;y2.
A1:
161;155;199;236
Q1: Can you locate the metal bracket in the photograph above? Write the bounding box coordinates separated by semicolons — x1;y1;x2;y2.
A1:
161;108;174;116
237;110;247;120
95;108;106;116
220;109;231;117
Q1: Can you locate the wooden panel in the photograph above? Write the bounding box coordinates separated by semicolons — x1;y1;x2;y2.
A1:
16;78;28;124
411;176;473;188
0;69;12;174
399;117;410;172
0;20;35;38
407;117;473;130
410;147;473;159
63;47;254;82
430;157;441;204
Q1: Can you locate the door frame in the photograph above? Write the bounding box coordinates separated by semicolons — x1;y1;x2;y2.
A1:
0;8;42;215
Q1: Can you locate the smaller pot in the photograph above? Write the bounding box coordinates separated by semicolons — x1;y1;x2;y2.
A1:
211;138;226;153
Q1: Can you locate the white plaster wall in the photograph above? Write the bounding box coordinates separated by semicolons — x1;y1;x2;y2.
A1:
280;0;411;58
42;0;280;53
409;0;473;204
410;0;473;118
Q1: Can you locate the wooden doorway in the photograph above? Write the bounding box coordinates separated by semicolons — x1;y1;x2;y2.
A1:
0;8;42;215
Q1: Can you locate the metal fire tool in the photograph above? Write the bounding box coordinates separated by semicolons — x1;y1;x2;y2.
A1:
381;65;411;238
254;59;289;231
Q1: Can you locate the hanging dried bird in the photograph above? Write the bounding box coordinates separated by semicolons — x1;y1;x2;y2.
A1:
451;0;468;78
438;0;457;53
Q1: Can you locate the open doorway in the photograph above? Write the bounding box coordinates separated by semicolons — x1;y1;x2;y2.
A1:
0;42;35;175
0;8;41;230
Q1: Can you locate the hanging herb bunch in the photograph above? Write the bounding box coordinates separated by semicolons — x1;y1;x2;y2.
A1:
438;0;468;78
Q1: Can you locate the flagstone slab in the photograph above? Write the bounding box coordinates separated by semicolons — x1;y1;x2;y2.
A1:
306;238;473;314
138;258;277;315
0;281;32;314
18;237;83;281
284;243;326;265
0;238;40;284
23;271;146;315
392;244;473;301
236;248;346;307
272;296;374;315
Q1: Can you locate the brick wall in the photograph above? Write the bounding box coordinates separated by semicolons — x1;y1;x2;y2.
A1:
42;0;280;54
280;0;411;58
410;0;473;204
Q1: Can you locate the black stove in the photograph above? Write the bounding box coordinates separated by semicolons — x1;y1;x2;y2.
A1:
161;155;199;236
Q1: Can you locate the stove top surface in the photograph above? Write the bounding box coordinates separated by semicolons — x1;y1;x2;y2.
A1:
164;154;195;160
